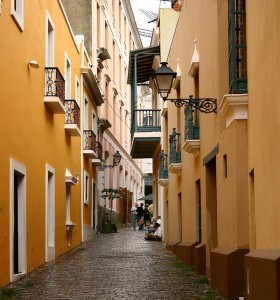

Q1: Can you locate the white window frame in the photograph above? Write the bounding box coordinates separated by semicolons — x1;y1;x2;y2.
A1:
65;53;71;99
10;159;27;282
11;0;24;31
46;11;55;67
75;75;81;107
45;164;55;262
84;171;89;204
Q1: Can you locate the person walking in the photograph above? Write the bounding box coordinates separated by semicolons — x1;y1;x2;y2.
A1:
131;206;138;230
143;204;151;229
136;203;144;230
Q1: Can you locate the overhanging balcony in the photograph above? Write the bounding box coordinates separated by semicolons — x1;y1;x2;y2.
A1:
92;141;103;166
182;106;200;157
168;128;182;175
44;67;66;114
64;100;80;136
83;130;98;158
131;109;161;159
158;151;169;187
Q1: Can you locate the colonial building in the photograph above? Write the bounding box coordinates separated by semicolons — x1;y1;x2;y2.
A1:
62;0;144;229
0;0;143;287
129;0;280;299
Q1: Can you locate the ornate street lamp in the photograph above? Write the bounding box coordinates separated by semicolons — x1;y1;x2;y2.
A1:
98;150;122;171
153;62;217;114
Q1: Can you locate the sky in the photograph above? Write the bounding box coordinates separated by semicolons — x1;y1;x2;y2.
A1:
130;0;171;47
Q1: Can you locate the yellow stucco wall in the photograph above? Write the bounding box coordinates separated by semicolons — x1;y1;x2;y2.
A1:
0;0;83;286
247;0;280;249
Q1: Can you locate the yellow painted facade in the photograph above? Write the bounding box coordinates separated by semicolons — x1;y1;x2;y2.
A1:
0;0;144;287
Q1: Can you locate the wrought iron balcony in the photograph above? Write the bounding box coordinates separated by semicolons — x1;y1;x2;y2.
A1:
44;67;66;114
158;151;169;187
132;109;161;133
83;130;97;158
184;106;200;141
65;100;80;136
183;106;200;157
159;151;168;179
145;174;153;186
169;128;181;164
130;109;161;159
92;141;103;166
169;128;182;175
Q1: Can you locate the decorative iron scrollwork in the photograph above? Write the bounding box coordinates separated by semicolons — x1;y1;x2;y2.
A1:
167;95;217;114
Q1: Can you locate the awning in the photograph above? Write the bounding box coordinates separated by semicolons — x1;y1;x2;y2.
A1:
138;193;153;201
127;46;160;85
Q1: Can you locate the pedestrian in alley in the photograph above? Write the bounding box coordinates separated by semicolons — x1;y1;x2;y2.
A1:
143;204;151;229
136;202;144;230
131;206;138;230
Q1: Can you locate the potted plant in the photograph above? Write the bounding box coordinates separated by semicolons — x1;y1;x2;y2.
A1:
100;188;123;233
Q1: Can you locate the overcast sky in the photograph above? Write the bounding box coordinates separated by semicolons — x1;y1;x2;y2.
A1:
130;0;171;46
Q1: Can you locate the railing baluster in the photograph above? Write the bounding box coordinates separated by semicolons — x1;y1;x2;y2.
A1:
65;100;80;129
45;67;65;105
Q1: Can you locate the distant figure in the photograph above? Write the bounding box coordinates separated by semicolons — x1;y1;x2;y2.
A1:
144;222;162;241
131;206;138;230
136;203;144;230
143;204;151;228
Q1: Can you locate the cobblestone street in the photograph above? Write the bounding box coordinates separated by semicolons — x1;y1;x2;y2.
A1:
2;229;223;300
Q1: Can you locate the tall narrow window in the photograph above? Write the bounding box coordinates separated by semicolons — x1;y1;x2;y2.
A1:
10;159;26;281
223;154;228;178
228;0;247;93
11;0;24;31
84;96;89;130
196;180;202;243
75;77;80;106
46;164;55;262
84;171;89;204
47;16;54;67
65;56;71;99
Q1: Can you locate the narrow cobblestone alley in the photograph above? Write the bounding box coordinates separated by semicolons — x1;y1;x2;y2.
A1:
2;229;223;300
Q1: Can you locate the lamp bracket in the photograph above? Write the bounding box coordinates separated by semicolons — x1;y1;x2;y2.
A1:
165;96;217;114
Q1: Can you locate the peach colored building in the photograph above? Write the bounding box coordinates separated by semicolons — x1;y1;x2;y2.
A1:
129;0;280;299
62;0;144;230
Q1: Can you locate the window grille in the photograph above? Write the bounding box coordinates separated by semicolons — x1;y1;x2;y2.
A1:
228;0;247;93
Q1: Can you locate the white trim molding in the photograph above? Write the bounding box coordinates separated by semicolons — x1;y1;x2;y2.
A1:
220;94;249;128
10;158;27;282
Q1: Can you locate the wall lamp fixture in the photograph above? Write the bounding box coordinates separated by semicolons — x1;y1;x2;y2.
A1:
98;150;122;171
153;62;217;113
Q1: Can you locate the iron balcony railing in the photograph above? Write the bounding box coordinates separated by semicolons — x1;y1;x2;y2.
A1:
169;128;181;164
45;67;65;105
228;0;247;93
65;100;80;129
84;130;97;152
184;105;200;141
159;151;168;179
96;141;103;160
132;109;161;135
145;174;153;186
